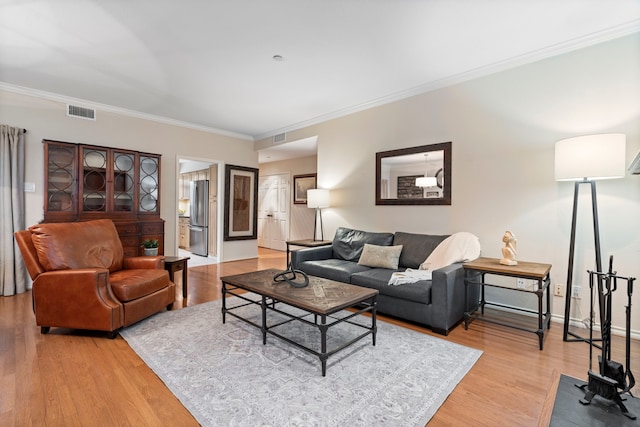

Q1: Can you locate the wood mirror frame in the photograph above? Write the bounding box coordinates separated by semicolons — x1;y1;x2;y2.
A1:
375;142;452;205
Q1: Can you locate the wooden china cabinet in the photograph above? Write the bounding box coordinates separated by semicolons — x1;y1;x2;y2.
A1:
43;140;165;256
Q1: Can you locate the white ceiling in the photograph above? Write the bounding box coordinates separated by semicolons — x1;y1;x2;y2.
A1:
1;1;639;162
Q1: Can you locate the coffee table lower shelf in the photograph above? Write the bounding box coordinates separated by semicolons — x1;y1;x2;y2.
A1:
220;270;378;376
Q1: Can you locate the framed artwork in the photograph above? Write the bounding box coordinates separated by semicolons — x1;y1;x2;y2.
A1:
293;174;316;204
224;164;259;241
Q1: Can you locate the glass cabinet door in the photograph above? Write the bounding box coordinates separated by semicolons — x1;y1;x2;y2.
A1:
45;142;77;214
80;147;108;213
113;151;135;212
139;155;160;214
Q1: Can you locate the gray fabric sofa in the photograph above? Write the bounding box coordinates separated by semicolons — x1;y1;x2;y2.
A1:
291;227;479;335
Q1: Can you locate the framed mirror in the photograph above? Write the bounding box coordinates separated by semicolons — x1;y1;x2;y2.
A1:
375;142;451;205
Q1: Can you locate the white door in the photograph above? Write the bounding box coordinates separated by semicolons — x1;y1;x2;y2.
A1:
258;173;290;251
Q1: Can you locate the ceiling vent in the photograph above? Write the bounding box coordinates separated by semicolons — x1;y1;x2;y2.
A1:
66;104;96;121
273;132;286;144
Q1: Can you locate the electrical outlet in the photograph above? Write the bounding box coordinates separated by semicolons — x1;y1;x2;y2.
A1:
553;284;565;297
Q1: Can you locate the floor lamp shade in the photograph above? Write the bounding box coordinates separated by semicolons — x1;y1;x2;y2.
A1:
307;189;329;241
555;133;626;343
555;133;626;181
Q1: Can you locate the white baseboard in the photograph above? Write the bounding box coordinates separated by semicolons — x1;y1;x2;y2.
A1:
480;304;640;340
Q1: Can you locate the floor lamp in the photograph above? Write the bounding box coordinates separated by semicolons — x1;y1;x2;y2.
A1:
307;189;329;241
555;134;626;343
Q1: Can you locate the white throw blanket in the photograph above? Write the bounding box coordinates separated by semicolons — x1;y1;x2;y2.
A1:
388;232;481;286
388;268;433;285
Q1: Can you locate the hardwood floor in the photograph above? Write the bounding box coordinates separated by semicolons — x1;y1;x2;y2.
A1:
1;248;638;426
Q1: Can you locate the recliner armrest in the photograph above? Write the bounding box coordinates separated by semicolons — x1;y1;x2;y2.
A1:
124;256;164;270
291;246;334;269
32;268;123;330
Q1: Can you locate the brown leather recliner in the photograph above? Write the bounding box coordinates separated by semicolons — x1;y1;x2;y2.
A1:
14;219;175;337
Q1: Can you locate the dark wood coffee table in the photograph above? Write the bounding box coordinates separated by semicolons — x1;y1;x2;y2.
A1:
220;269;378;376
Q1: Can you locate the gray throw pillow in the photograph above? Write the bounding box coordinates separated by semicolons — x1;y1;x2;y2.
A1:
358;244;403;269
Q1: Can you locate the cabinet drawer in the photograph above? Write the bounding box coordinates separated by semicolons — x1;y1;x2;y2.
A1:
140;222;164;234
115;223;138;235
119;236;139;248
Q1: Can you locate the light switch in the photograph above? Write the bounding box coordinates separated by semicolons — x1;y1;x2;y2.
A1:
24;182;36;192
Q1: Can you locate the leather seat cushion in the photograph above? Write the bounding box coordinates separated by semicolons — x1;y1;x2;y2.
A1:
351;268;432;304
110;269;170;302
297;259;371;283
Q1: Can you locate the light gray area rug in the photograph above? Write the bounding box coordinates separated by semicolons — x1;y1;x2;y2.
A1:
121;297;482;426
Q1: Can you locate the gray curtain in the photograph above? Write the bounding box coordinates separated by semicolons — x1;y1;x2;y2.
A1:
0;124;29;296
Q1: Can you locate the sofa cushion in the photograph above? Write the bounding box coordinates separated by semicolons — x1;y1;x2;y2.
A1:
351;268;432;304
332;227;394;262
393;232;448;269
358;244;403;269
109;269;170;302
29;219;124;273
297;259;371;283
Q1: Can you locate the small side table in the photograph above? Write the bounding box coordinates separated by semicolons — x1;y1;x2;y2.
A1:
463;257;552;350
164;256;190;298
285;239;332;268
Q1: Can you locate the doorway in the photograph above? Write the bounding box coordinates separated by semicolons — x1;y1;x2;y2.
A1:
257;173;290;251
177;157;220;264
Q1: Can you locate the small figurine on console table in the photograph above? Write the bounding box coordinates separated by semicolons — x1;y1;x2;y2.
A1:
500;230;518;266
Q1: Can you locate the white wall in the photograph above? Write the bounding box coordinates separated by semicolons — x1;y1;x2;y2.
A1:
259;155;318;241
0;89;259;262
256;33;640;333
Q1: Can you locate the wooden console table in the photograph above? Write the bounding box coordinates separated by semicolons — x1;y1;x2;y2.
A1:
463;257;552;350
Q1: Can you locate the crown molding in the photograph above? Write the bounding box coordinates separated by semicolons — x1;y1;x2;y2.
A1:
2;20;638;143
255;22;640;141
0;82;253;141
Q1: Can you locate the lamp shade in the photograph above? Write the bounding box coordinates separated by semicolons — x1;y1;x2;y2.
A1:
555;133;626;181
415;177;437;187
307;189;329;208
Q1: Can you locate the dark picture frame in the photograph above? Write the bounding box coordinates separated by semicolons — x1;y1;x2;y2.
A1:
224;164;259;241
293;173;317;204
375;142;452;205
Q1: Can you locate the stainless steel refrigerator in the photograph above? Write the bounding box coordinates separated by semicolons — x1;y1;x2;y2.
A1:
189;180;209;256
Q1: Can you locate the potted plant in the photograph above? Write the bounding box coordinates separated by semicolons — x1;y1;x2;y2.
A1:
141;239;159;256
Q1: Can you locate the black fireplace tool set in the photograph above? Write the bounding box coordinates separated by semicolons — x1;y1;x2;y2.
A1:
577;255;637;419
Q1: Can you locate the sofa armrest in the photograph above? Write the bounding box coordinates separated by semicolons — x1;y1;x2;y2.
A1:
430;262;480;334
32;269;123;331
291;246;334;269
123;256;164;270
